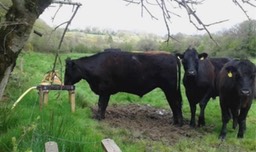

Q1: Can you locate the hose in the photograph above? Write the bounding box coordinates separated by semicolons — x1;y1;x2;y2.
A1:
11;86;37;110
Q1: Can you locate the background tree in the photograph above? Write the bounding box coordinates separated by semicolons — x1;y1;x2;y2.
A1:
136;38;159;51
211;20;256;57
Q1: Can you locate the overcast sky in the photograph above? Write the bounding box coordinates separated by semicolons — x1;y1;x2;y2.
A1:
39;0;256;36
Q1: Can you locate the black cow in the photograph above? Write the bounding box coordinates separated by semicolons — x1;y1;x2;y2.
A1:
64;50;183;126
217;59;256;139
176;47;216;127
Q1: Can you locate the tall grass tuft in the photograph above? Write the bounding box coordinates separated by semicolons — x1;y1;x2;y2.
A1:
0;104;18;134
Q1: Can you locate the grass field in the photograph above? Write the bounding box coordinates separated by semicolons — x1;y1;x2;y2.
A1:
1;51;256;151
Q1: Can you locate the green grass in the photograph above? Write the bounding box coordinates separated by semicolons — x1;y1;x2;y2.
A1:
1;51;256;151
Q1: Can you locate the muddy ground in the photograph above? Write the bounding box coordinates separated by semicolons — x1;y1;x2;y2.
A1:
92;104;216;145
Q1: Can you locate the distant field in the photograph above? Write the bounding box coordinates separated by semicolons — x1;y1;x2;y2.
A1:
1;51;256;151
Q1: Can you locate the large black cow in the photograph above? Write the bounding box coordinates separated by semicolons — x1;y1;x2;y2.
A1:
176;48;216;127
64;50;183;126
217;59;256;139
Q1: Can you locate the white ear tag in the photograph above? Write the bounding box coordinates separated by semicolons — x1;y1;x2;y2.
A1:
228;71;233;78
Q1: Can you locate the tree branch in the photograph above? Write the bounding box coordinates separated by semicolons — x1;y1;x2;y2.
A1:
157;0;172;42
43;1;82;75
241;0;256;7
123;0;255;45
0;2;8;11
178;0;222;45
53;0;82;6
233;0;256;20
51;3;62;22
233;0;251;20
123;0;140;5
51;2;81;73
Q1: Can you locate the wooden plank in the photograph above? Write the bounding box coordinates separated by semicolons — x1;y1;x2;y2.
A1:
37;85;75;91
69;90;76;112
43;91;49;105
45;141;59;152
37;85;76;112
101;138;122;152
39;89;44;111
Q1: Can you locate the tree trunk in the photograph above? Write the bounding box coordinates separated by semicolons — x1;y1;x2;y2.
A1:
0;0;52;100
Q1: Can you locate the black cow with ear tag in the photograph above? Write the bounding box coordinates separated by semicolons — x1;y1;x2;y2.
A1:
217;59;256;139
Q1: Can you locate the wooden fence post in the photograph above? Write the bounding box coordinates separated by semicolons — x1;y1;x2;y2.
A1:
45;141;59;152
69;90;76;112
101;138;122;152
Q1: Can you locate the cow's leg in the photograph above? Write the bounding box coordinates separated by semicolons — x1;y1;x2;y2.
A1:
198;90;212;127
96;95;110;120
237;107;250;138
189;102;196;127
237;119;246;138
198;102;207;127
219;104;229;140
230;108;238;129
163;89;183;126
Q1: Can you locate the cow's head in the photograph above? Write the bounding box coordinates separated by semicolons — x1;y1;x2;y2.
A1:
176;47;208;78
225;60;256;97
64;58;82;85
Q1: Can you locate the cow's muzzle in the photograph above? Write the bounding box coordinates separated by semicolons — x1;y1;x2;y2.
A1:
187;70;197;76
240;89;251;96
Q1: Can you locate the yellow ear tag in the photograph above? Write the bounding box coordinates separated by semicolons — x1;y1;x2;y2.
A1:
228;71;233;78
200;57;204;60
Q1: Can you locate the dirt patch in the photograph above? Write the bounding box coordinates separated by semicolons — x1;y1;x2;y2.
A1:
92;104;215;145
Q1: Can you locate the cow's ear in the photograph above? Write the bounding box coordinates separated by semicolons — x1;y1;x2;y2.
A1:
225;66;237;78
65;57;72;64
65;57;74;66
66;57;71;62
198;53;208;60
176;53;184;60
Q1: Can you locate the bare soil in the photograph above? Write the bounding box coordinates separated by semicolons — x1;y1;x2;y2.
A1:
92;104;215;145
